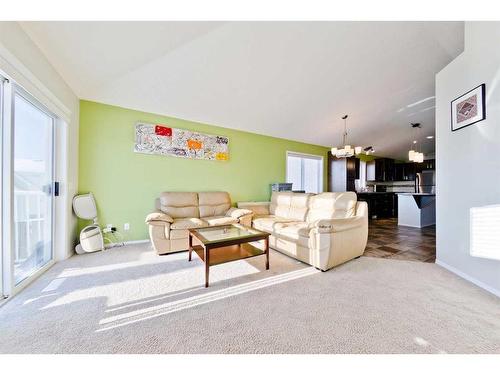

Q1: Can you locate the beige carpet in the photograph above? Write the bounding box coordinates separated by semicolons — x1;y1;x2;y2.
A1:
0;243;498;354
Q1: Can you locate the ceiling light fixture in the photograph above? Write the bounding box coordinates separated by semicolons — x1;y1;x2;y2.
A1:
364;146;374;154
331;115;362;158
408;123;424;163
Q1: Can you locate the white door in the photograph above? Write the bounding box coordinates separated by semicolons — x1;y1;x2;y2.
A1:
1;79;56;297
0;75;5;299
12;88;55;285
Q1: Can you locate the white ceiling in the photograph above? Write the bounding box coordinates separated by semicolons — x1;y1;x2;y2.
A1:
20;21;464;159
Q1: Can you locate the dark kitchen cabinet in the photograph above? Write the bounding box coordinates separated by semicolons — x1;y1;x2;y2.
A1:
327;153;360;192
394;163;404;181
405;163;416;181
416;159;435;172
375;159;385;181
357;192;397;219
394;162;416;181
346;156;360;192
384;158;395;181
367;158;394;182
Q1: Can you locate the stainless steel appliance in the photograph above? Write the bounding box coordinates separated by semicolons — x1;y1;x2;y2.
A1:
415;170;435;194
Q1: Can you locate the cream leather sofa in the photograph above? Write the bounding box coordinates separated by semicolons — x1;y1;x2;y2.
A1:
250;191;368;271
145;192;252;255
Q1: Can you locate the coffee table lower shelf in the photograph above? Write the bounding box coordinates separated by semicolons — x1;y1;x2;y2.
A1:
191;242;265;266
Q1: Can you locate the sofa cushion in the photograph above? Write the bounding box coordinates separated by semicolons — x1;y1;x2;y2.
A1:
269;192;312;221
275;222;311;237
270;192;292;217
253;215;296;233
170;229;190;240
306;192;357;223
198;192;231;218
170;217;207;230
274;222;311;247
203;216;238;226
160;192;199;218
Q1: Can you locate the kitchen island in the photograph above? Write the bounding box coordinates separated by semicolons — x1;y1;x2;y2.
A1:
396;193;436;228
357;192;397;219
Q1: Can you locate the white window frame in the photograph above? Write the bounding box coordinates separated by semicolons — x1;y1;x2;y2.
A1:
285;151;324;193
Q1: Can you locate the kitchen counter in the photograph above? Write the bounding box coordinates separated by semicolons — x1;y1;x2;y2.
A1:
357;192;394;194
396;193;435;196
356;192;397;219
397;193;435;228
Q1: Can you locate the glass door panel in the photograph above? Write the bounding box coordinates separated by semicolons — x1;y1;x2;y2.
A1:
0;76;4;297
12;93;54;285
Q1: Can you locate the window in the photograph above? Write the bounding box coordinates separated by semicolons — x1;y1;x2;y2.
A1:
470;204;500;261
286;152;323;193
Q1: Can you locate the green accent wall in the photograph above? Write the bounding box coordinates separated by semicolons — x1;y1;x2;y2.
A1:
356;154;377;162
79;100;329;241
356;154;405;163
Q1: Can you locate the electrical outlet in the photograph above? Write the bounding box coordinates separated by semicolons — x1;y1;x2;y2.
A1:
124;223;130;231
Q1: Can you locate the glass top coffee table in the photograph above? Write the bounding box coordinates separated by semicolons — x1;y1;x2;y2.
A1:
188;224;270;287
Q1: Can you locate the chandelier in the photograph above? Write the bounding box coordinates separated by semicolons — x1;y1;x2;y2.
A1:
331;115;362;158
408;123;424;163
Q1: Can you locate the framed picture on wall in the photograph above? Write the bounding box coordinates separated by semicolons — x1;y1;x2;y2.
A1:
451;83;486;131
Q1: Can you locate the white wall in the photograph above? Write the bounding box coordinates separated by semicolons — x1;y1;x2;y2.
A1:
435;22;500;296
0;22;79;261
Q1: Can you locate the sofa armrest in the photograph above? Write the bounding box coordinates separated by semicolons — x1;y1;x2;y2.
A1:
226;207;253;219
311;216;365;233
238;213;253;227
145;211;174;226
237;202;270;215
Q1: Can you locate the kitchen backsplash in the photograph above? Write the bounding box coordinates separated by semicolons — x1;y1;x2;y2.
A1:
366;180;416;193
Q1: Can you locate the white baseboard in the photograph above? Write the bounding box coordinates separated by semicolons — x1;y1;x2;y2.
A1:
436;259;500;298
397;223;421;228
124;239;150;245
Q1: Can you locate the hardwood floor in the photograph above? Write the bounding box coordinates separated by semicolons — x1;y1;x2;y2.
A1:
363;218;436;263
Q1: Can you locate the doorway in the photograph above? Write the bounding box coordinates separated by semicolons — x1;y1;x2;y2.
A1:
1;76;56;299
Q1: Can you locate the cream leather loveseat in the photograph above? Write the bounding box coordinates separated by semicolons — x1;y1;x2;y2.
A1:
145;192;252;255
250;191;368;271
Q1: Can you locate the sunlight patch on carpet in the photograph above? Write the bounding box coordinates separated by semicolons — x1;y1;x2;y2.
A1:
96;267;319;332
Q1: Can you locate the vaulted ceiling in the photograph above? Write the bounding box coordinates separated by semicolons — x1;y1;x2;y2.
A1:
20;21;464;159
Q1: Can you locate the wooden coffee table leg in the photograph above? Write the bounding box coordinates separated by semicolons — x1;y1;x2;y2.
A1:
205;246;210;287
265;237;269;270
188;233;193;261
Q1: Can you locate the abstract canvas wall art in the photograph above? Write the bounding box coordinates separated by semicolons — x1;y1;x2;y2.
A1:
451;84;486;131
134;122;229;161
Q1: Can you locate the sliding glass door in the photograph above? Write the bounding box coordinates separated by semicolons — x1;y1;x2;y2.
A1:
1;76;4;298
1;76;56;297
12;91;54;285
